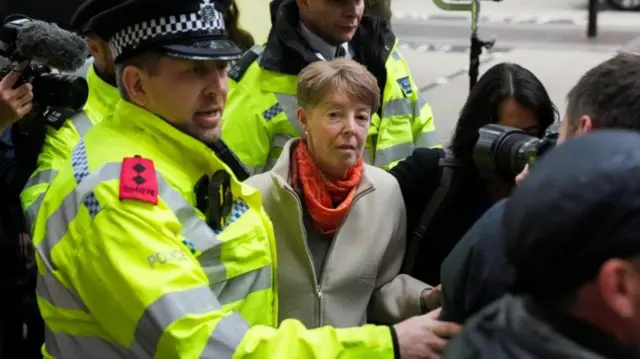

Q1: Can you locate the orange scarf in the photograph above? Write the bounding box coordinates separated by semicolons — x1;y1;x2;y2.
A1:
291;140;363;238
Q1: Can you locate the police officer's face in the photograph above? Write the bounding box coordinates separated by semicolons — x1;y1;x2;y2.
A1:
298;0;364;45
297;87;371;179
141;57;228;143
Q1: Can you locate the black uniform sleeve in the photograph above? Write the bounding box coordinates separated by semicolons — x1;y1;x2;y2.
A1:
439;199;511;324
389;147;443;234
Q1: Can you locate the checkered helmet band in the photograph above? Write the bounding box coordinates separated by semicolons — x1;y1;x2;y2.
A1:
108;8;225;59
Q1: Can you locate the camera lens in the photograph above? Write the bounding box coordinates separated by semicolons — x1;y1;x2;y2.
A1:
474;124;538;180
30;73;89;111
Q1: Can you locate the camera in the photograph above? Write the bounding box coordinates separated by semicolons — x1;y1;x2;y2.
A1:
0;15;89;111
473;123;559;180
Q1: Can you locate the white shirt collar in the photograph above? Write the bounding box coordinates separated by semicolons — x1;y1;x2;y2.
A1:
299;22;351;61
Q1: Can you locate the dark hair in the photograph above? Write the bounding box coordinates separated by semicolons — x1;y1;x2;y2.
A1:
450;62;557;166
224;1;255;52
566;52;640;133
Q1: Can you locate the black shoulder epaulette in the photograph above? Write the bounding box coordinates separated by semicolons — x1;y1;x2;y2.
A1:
44;107;83;130
228;45;264;82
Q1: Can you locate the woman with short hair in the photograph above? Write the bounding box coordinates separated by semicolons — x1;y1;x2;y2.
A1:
246;58;431;328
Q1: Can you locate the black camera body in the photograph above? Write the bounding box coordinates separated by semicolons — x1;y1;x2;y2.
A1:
0;15;88;111
474;123;559;180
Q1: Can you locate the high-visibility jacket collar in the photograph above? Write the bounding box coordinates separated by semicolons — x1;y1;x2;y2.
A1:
86;64;119;122
111;99;233;179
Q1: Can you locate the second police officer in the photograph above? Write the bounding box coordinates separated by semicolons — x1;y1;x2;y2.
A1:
20;0;122;233
31;0;450;358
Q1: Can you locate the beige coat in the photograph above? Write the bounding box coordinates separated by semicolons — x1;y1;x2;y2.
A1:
245;139;428;328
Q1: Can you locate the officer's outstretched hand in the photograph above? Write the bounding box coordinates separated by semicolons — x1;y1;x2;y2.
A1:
0;70;33;132
393;307;462;359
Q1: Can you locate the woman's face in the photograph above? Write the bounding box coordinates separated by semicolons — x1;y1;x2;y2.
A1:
497;98;540;136
297;88;372;179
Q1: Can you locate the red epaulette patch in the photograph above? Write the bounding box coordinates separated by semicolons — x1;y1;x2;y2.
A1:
119;155;158;205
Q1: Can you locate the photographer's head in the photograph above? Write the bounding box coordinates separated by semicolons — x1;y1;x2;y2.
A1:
91;0;243;144
451;62;557;170
505;130;640;350
559;52;640;144
69;0;125;84
296;59;379;179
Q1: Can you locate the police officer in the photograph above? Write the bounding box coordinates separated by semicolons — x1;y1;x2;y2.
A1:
221;0;437;175
20;0;122;233
32;0;453;358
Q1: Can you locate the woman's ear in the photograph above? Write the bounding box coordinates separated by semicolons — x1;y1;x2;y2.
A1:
297;107;309;133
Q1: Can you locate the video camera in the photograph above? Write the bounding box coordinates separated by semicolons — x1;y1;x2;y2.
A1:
473;123;560;180
0;15;89;111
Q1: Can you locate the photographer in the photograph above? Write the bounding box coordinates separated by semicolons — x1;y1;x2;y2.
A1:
391;62;556;287
438;52;640;326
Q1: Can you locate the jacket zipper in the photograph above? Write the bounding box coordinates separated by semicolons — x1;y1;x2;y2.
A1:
286;186;374;327
317;187;374;327
286;187;323;327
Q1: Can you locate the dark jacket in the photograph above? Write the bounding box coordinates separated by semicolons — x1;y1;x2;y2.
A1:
439;199;510;324
443;295;640;359
390;147;493;286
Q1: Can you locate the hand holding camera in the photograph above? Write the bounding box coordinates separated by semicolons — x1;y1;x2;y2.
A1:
0;69;33;131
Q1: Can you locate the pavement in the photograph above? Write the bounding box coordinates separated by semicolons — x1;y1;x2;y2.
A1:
391;0;640;143
236;0;640;143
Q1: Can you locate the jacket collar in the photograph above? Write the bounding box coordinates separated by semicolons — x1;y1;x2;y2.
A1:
270;138;374;196
85;64;119;119
110;99;229;180
526;297;640;359
260;0;395;76
299;22;350;61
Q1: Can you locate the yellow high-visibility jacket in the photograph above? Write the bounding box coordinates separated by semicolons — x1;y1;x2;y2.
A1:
20;63;119;233
32;99;397;358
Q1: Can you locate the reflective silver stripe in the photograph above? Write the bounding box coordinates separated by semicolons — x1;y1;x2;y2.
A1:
45;325;148;359
134;285;231;353
25;192;45;234
383;98;413;118
392;51;402;61
155;174;222;254
374;142;414;167
273;93;303;135
272;134;292;149
211;265;271;305
415;131;440;148
38;162;121;264
37;270;86;311
24;169;59;232
362;148;372;165
25;168;58;188
415;96;428;117
73;112;93;137
244;166;264;176
200;312;248;359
